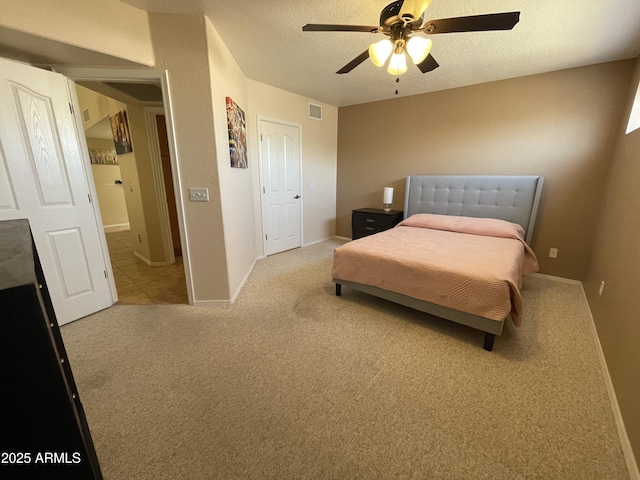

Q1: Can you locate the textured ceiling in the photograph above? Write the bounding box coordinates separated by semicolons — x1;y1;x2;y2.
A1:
121;0;640;107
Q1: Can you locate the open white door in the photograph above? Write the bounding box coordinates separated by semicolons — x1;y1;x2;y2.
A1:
0;58;113;325
260;119;302;256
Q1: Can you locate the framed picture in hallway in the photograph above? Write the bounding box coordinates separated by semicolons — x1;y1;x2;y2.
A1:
110;110;133;155
226;97;248;169
89;148;118;165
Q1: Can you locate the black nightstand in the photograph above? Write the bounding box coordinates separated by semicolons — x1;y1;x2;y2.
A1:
352;208;404;239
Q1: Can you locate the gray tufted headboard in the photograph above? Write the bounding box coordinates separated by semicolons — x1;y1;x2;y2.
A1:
404;175;544;244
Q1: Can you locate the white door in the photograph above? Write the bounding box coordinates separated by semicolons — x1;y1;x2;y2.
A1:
260;119;301;256
0;58;113;325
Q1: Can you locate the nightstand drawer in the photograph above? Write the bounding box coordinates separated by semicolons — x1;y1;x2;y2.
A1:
352;214;391;228
353;224;388;237
351;208;403;240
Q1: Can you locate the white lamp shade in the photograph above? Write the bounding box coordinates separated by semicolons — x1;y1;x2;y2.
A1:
383;187;394;205
369;39;393;67
387;53;408;75
406;37;432;65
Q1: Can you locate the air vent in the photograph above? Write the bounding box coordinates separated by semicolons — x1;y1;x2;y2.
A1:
308;103;322;121
82;108;90;123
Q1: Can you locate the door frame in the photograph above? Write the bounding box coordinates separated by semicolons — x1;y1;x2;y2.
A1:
54;67;194;305
144;106;175;266
257;115;303;256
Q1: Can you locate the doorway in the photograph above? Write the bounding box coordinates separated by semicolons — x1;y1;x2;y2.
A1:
74;82;188;305
155;115;181;258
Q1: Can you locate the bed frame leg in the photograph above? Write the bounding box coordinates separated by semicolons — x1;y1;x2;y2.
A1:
483;333;495;351
335;283;341;296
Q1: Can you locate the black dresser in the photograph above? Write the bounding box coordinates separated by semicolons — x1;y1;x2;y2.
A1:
352;208;404;239
0;219;103;479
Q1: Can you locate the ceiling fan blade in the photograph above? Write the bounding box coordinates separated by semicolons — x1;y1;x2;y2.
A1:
337;50;370;74
303;24;380;33
416;53;439;73
399;0;432;22
423;12;520;34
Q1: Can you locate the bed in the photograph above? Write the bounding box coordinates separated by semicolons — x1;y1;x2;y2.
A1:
332;175;544;351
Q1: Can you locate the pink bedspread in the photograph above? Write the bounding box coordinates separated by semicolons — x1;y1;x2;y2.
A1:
331;214;539;325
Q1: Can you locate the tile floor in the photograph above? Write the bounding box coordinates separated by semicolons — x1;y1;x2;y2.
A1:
106;229;188;305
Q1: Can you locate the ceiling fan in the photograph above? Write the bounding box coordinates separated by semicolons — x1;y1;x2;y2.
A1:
302;0;520;75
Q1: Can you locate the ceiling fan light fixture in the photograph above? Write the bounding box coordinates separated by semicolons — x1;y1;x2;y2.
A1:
303;4;520;77
406;36;432;65
387;52;408;75
399;0;432;21
369;39;393;67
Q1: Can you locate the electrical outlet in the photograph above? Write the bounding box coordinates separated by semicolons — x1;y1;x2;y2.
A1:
599;281;605;296
189;188;209;202
549;248;558;258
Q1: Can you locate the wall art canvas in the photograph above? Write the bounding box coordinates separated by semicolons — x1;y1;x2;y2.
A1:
110;110;133;155
226;97;248;168
89;149;118;165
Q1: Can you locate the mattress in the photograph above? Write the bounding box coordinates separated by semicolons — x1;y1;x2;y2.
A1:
331;214;539;324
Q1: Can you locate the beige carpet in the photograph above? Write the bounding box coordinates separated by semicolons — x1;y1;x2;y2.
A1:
61;239;629;480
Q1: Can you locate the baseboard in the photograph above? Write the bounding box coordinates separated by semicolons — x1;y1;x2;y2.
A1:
334;235;351;242
530;272;581;285
579;283;640;480
229;257;259;304
192;256;259;306
103;223;130;233
133;251;170;267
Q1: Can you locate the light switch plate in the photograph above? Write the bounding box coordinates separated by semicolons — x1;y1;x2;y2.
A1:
189;188;209;202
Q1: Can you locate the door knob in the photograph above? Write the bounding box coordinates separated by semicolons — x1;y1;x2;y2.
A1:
294;195;300;199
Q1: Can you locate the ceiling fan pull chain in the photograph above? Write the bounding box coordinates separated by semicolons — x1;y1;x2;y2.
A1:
395;76;400;95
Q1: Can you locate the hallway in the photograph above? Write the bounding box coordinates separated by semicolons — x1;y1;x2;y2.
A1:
106;230;188;305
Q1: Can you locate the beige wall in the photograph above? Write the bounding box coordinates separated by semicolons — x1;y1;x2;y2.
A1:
76;85;166;264
76;85;123;131
149;13;230;302
247;81;338;255
148;15;338;300
584;56;640;462
0;0;153;66
205;18;256;298
336;61;634;280
86;138;128;228
202;19;339;295
126;104;166;262
76;88;151;259
90;163;128;227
